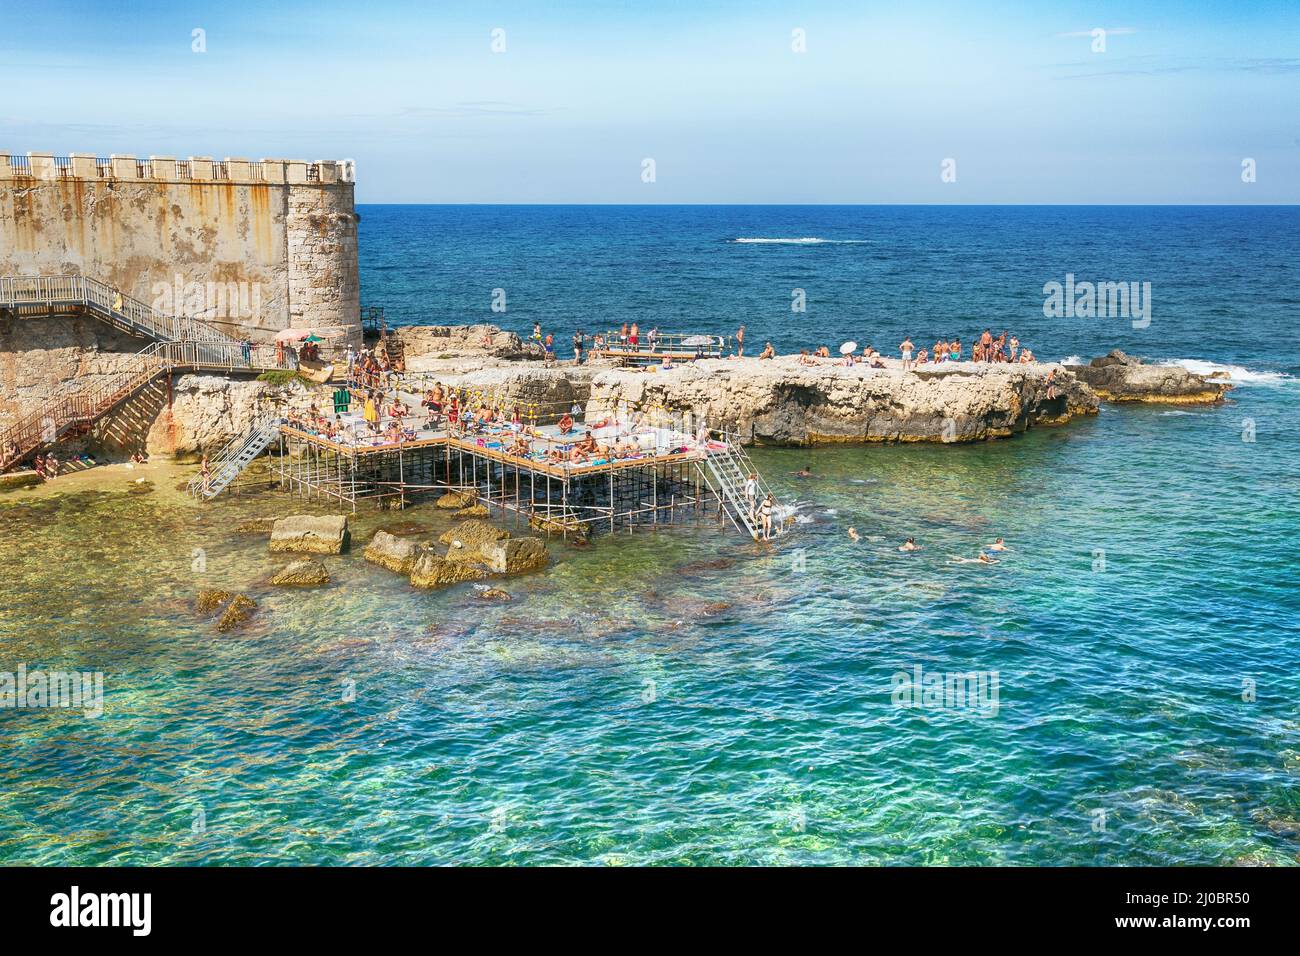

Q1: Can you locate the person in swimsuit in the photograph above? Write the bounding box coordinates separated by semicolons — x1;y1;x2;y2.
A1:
558;412;575;436
848;527;860;542
988;537;1010;552
200;455;212;493
628;323;639;349
899;537;921;552
951;552;998;565
900;337;914;370
759;493;774;541
735;325;745;357
792;465;813;478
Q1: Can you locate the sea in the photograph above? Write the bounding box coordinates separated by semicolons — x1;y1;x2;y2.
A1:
1;205;1297;865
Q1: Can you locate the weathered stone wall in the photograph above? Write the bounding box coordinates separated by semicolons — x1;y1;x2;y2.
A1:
0;153;359;341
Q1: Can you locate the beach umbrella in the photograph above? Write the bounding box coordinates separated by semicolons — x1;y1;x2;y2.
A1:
275;328;311;343
311;327;349;340
840;341;858;355
682;335;714;346
304;334;324;343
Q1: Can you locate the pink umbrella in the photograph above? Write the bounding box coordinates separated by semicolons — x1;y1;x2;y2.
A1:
275;328;311;343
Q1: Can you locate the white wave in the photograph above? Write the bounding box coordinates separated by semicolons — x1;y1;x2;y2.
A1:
1159;410;1198;417
1158;358;1294;387
1060;355;1084;366
730;237;870;245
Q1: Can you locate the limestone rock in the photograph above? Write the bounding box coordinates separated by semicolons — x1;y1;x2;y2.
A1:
1067;354;1231;404
436;491;475;510
0;470;42;492
269;514;351;554
582;357;1099;445
453;504;490;518
196;589;233;614
364;530;419;574
235;517;278;536
217;594;257;632
271;559;330;586
409;551;488;589
438;519;510;554
479;536;549;575
477;587;512;602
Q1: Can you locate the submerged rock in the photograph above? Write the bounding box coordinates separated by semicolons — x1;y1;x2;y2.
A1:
269;514;351;554
215;594;257;632
196;588;233;614
235;517;278;536
479;536;549;575
477;587;512;602
378;520;430;537
364;530;420;574
271;559;330;586
453;504;490;519
436;491;475;510
1067;351;1232;404
409;551;488;589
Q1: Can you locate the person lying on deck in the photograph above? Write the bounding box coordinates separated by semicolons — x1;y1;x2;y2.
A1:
574;431;599;457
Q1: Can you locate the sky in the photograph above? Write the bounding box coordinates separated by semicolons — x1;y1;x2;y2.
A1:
1;0;1298;203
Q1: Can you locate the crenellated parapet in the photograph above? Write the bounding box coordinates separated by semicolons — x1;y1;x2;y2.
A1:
0;152;355;185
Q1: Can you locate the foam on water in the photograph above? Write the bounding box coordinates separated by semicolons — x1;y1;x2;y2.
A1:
1159;358;1294;387
730;237;870;245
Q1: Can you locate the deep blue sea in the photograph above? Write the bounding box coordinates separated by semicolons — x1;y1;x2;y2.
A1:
1;206;1297;865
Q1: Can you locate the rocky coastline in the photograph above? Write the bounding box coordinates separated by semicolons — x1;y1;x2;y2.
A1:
2;323;1238;466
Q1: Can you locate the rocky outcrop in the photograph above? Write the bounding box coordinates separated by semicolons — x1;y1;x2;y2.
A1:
584;358;1097;444
409;551;488;588
0;470;41;492
1066;351;1232;404
271;559;331;586
269;514;351;554
363;530;419;574
395;325;532;363
480;537;549;575
150;374;310;458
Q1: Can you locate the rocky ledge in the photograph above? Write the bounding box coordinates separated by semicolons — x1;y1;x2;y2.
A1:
1066;350;1233;405
583;358;1097;445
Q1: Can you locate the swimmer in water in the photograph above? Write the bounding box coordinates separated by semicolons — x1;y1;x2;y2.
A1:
950;552;999;565
899;537;921;552
792;465;813;478
987;537;1011;552
848;527;860;542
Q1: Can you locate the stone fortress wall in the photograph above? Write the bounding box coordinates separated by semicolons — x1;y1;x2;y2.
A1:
0;151;359;340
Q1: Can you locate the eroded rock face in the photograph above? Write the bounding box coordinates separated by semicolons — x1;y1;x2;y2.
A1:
364;530;419;574
582;358;1098;445
269;515;351;554
1066;351;1232;404
409;551;488;588
395;325;529;362
271;559;330;586
479;537;549;575
150;374;309;458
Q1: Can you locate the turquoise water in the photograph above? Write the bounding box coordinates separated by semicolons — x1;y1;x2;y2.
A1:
2;206;1299;864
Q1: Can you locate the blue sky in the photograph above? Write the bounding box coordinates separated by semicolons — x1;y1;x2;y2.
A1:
2;0;1298;202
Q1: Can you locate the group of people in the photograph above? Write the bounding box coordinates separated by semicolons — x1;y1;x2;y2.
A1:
346;345;399;391
899;329;1034;369
842;527;1012;565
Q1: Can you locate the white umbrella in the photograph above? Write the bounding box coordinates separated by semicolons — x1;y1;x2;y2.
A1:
840;341;858;355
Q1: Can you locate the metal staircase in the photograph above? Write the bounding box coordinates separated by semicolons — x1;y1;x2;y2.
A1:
697;431;784;540
0;343;171;471
186;412;285;499
0;275;296;471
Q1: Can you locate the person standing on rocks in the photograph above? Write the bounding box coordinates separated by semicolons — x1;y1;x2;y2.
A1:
900;337;915;370
735;325;745;357
572;330;584;364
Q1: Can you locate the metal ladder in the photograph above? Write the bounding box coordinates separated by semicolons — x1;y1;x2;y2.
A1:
696;432;783;540
187;413;284;499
